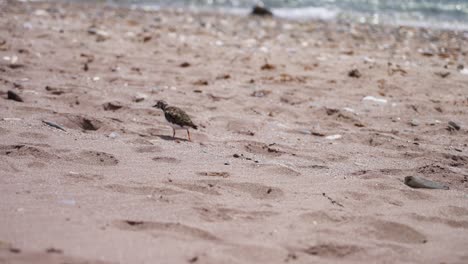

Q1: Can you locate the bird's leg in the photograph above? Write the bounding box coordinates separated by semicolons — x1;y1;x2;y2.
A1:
172;127;176;138
187;129;191;141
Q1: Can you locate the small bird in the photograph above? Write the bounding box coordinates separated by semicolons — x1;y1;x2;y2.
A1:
153;100;198;141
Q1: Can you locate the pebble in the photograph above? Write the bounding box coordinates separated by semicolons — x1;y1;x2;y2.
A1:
362;96;387;104
133;93;147;102
251;4;273;16
410;119;420;127
108;132;119;139
326;134;342;140
103;101;123;111
404;176;449;190
7;90;24;102
448;121;461;131
348;69;362;78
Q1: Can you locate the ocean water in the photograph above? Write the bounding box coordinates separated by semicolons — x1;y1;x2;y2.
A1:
108;0;468;30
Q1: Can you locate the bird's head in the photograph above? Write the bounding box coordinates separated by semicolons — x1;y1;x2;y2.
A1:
153;100;168;110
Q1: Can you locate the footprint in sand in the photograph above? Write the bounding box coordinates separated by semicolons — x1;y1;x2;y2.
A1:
152;156;180;163
0;144;58;160
18;132;49;140
199;180;285;200
362;219;427;244
0;243;111;264
113;220;220;241
194;207;278;222
169;182;222;196
300;210;351;224
196;172;230;178
64;172;105;183
407;213;468;229
439;206;468;217
104;184;181;196
299;243;364;259
242;141;286;157
134;145;162;153
68;150;119;166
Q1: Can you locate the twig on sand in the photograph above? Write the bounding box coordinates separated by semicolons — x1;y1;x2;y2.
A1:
322;193;344;207
42;120;66;131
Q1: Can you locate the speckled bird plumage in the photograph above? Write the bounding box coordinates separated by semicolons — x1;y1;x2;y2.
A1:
153;100;197;141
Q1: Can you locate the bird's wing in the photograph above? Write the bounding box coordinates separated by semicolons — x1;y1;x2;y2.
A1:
165;106;196;128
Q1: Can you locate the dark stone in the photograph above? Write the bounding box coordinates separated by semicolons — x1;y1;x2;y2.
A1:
7;90;23;102
251;5;273;16
348;69;362;78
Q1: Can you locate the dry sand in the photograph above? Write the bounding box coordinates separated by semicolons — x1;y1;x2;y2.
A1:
1;1;468;263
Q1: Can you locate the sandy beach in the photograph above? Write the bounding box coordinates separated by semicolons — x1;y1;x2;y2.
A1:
1;1;468;263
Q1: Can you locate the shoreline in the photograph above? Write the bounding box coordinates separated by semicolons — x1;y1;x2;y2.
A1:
1;0;468;263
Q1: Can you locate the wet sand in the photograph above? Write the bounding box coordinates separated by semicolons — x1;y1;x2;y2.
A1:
1;1;468;263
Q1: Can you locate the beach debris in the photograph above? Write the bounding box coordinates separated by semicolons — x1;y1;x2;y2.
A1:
133;93;147;102
108;132;119;139
103;101;123;111
193;79;209;86
325;134;342;140
2;118;22;121
42;120;66;131
311;131;325;137
363;56;375;64
87;26;110;42
418;49;435;57
348;69;361;78
409;119;420;127
45;248;63;254
7;90;23;102
404;176;449;190
322;193;344;207
180;62;191;67
216;74;231;80
447;121;461;131
251;89;271;98
45;86;67;95
387;63;408;76
460;68;468;75
261;60;276;70
362;96;387;104
188;256;199;263
434;71;450;78
343;107;356;114
251;4;273;16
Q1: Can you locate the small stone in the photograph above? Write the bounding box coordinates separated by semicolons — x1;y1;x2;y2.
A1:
410;119;420;127
404;176;449;190
251;4;273;16
133;93;147;102
7;90;23;102
224;162;230;165
448;121;461;131
103;101;123;111
233;154;240;158
325;134;342;140
348;69;361;78
362;96;387;104
251;90;271;97
108;132;119;139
